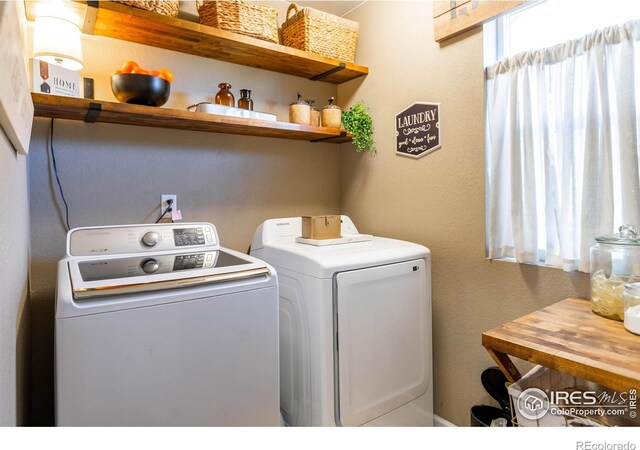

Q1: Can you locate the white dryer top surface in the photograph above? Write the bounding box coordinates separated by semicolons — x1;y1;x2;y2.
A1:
252;217;430;278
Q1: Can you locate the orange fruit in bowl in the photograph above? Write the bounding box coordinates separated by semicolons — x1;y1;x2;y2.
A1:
159;69;174;84
111;70;171;107
114;61;173;85
121;60;139;73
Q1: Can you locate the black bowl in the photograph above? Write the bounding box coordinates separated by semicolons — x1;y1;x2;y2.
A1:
111;73;170;107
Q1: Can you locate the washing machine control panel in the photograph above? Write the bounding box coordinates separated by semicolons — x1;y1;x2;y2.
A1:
173;227;207;247
141;231;161;247
68;223;219;257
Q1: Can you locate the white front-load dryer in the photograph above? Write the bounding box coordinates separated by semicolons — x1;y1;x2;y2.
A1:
251;216;433;426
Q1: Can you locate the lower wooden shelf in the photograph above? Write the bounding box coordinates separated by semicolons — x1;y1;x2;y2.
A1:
31;94;352;144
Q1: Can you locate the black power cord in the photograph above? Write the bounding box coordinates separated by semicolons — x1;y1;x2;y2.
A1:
155;199;174;223
50;119;71;231
49;119;175;229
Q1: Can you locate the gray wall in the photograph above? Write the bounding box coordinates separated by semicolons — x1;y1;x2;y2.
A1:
28;121;341;425
24;0;354;426
24;0;597;427
0;0;30;427
337;1;590;425
0;128;30;427
27;29;341;424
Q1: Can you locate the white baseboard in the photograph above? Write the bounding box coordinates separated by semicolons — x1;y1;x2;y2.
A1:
434;414;457;427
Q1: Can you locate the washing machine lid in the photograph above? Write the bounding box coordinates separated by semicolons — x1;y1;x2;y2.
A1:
67;249;270;300
262;237;429;279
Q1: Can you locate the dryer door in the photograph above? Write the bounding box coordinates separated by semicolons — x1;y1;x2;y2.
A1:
334;259;429;427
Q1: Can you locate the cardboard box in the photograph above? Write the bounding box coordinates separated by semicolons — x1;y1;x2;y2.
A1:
31;58;80;98
301;215;341;240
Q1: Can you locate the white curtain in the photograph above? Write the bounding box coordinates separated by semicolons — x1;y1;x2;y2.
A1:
486;20;640;272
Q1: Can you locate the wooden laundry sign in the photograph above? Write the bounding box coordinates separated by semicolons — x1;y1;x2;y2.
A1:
395;102;441;159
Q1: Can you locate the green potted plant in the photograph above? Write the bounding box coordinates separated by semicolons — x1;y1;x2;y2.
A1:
342;101;375;153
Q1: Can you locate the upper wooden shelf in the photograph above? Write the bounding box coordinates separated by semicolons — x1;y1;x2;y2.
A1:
24;1;369;84
482;297;640;393
31;93;352;143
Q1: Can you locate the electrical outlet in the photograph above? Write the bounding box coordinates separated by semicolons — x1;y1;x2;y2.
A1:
161;195;177;213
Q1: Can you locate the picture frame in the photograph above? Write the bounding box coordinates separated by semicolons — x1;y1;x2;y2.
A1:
0;1;34;155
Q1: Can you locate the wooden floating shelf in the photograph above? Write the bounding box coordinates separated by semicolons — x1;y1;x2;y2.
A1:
31;94;352;144
24;1;369;85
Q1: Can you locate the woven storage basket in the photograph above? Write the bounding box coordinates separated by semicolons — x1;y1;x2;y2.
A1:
197;0;279;44
281;3;359;62
115;1;179;17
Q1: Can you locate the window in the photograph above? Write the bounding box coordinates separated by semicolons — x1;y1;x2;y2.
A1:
484;1;640;272
486;1;640;65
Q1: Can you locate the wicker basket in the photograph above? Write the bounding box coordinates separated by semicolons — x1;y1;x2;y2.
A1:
281;3;359;62
196;0;279;44
115;1;179;18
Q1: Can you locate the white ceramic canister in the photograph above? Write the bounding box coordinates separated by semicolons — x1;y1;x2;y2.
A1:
623;282;640;335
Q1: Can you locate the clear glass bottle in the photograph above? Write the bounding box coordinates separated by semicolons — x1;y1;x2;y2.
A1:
623;282;640;335
321;97;342;129
238;89;253;110
215;82;234;107
590;225;640;321
306;99;321;127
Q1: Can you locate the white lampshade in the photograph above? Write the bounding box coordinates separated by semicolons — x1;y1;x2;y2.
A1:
33;16;83;71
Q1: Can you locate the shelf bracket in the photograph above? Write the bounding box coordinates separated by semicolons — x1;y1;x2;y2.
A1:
309;63;347;81
83;1;99;34
311;131;347;143
84;102;102;123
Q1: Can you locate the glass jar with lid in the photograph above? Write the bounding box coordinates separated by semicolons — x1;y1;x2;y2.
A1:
590;225;640;321
289;93;310;125
622;282;640;335
238;89;253;111
306;99;321;127
321;97;342;129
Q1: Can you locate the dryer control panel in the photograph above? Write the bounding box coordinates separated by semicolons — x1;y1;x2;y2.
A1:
67;222;219;257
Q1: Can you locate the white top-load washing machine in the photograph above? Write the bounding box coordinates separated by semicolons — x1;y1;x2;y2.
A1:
56;222;279;426
251;216;433;426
